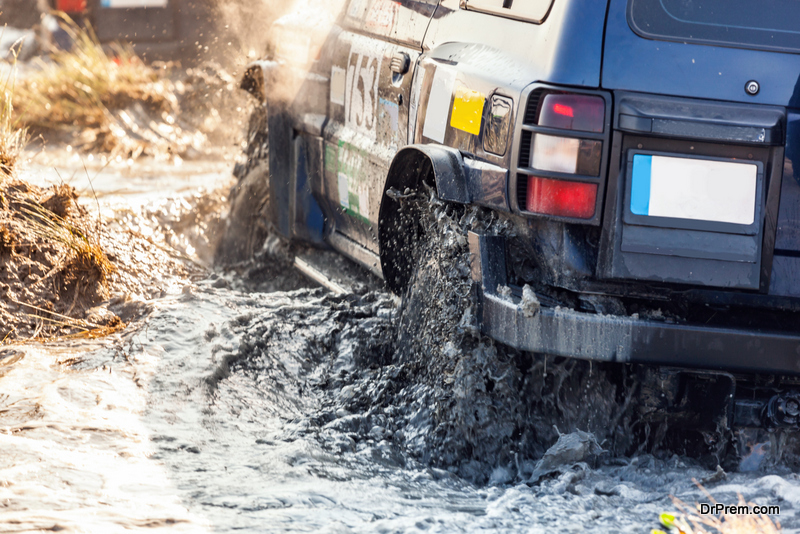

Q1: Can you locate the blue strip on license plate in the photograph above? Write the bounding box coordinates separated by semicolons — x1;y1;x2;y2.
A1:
631;154;757;226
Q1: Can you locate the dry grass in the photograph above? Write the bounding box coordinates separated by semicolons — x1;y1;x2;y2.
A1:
0;25;129;343
655;482;781;534
13;16;176;153
0;35;27;175
0;177;120;342
0;183;122;342
18;197;115;284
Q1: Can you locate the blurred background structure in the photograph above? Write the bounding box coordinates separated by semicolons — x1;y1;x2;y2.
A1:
0;0;285;65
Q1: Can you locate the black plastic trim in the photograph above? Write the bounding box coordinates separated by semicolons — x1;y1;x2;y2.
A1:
614;91;785;146
482;292;800;376
469;231;800;376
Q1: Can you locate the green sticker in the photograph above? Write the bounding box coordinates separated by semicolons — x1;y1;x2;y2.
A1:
336;140;370;224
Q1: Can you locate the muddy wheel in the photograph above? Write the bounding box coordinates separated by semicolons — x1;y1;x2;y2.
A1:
215;106;271;264
390;192;568;477
391;191;640;475
394;190;476;362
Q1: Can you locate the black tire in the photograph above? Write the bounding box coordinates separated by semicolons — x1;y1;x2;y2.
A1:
214;106;270;265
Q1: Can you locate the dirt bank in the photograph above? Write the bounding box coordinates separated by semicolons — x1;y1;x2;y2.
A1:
0;172;196;341
0;18;252;341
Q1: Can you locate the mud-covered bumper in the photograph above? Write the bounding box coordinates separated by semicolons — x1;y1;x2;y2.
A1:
469;232;800;376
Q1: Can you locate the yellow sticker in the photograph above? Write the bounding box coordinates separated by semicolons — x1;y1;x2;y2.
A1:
450;86;485;136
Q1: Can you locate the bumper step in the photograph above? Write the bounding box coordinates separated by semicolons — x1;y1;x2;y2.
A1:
469;231;800;375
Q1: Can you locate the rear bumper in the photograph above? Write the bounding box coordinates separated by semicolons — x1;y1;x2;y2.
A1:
470;232;800;376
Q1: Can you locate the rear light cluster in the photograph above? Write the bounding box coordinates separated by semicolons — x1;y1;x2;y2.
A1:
517;90;608;222
531;134;602;175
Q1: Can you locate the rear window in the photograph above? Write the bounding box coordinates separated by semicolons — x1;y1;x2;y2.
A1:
628;0;800;54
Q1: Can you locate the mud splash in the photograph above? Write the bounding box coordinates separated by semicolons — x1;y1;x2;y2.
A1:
374;190;633;482
132;283;800;532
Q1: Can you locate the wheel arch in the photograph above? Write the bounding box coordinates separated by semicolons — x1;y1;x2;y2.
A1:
378;145;467;293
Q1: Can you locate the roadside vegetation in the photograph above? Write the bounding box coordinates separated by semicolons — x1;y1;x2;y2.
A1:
9;16;246;160
0;178;124;342
0;36;120;341
0;48;25;175
0;27;196;342
12;17;178;157
656;487;781;534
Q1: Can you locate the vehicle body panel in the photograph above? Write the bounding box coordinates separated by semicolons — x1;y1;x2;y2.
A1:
252;0;800;391
262;0;435;258
770;111;800;297
322;25;419;253
601;0;800;302
424;0;607;89
602;0;800;107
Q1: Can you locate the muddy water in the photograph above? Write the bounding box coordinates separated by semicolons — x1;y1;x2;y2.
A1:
3;151;800;533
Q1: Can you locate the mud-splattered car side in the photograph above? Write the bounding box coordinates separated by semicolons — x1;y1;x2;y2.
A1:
235;0;800;463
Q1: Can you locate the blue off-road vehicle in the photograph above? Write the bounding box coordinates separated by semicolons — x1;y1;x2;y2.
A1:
231;0;800;461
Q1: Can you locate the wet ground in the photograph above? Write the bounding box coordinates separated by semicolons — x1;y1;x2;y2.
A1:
2;149;800;533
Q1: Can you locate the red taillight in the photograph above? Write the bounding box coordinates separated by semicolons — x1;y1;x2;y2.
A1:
552;103;573;118
56;0;86;12
538;93;605;133
526;176;597;219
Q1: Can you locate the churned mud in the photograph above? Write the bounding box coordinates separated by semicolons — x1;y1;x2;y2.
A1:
370;190;628;481
1;148;797;531
214;188;632;485
193;281;796;532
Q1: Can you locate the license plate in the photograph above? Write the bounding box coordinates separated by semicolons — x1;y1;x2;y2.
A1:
100;0;167;7
630;154;758;226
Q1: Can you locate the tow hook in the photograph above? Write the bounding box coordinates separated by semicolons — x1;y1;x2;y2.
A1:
763;392;800;428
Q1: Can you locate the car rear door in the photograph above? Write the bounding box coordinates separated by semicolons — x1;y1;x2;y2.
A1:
599;0;800;295
322;0;437;254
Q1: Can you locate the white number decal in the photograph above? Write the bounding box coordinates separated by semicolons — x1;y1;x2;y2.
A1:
344;39;385;140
